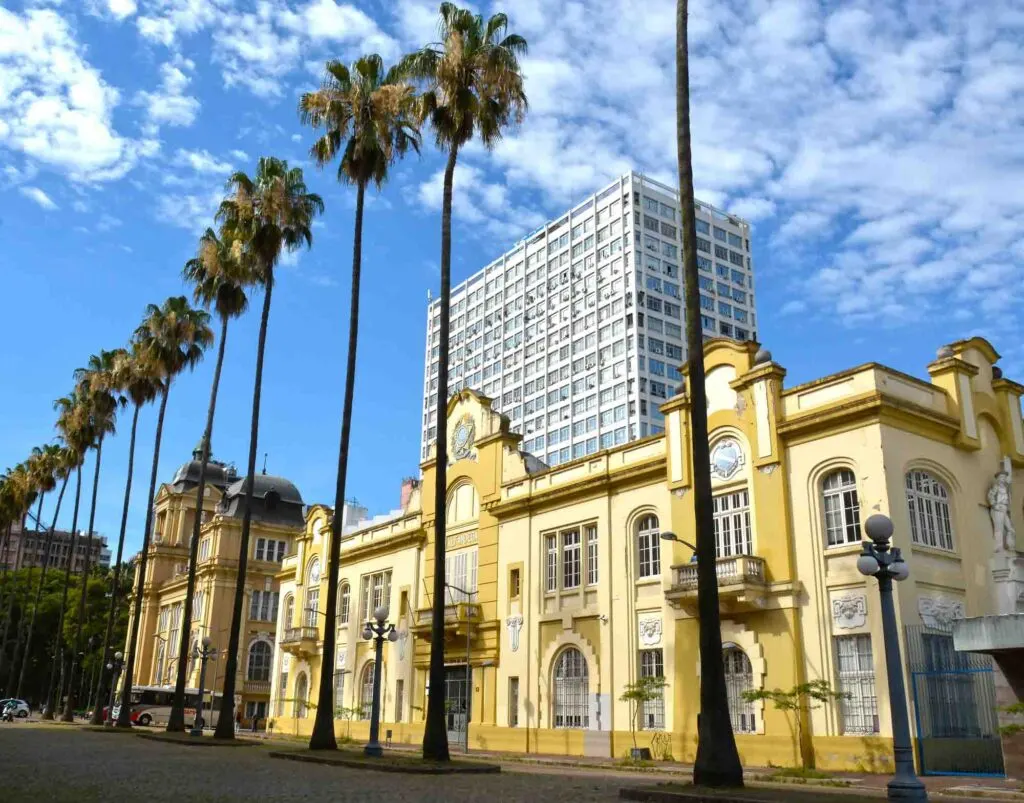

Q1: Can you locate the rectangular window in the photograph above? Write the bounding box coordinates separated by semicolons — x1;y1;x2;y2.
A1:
713;489;752;557
545;535;557;592
276;540;287;562
836;635;879;734
508;677;520;727
255;538;266;561
640;649;665;730
395;679;405;723
586;524;598;586
510;568;521;599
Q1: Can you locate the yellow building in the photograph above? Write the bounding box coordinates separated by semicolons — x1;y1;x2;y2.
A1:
125;443;307;725
271;337;1024;772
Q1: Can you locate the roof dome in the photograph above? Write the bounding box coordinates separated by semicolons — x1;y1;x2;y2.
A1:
223;474;304;505
218;472;305;528
169;439;237;492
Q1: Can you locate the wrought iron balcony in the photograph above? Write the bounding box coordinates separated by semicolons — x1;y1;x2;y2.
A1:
279;626;319;657
413;602;482;632
665;554;768;612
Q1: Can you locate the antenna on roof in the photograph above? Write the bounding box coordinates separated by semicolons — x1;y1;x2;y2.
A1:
262;453;268;475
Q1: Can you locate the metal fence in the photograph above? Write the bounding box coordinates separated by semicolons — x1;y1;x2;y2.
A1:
905;625;1004;776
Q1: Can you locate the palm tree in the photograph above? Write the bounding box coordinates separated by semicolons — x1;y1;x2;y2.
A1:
116;297;213;727
675;0;743;787
397;2;527;760
166;229;251;732
299;54;420;751
3;447;54;694
0;462;35;690
63;349;127;720
213;157;323;739
46;392;91;719
90;348;160;725
16;443;71;699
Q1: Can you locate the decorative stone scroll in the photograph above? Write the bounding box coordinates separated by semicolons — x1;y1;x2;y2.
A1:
918;596;965;633
831;594;867;629
638;616;663;647
506;615;523;652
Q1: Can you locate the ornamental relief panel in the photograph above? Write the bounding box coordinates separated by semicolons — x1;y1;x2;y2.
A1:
831;594;868;630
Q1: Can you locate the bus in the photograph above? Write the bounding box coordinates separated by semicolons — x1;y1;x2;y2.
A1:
109;686;223;728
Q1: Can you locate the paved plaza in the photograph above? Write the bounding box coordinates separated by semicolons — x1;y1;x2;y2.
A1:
2;725;644;802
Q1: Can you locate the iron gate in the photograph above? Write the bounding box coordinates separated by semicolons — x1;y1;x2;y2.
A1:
906;625;1004;776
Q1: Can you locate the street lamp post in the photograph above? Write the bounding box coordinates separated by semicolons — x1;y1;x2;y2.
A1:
856;514;928;802
104;651;124;726
445;582;474;753
361;606;397;757
190;637;217;737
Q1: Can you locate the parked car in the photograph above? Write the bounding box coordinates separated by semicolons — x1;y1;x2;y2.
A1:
0;699;30;719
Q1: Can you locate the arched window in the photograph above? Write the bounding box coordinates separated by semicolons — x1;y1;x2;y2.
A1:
446;481;479;525
906;470;954;550
294;672;308;718
247;641;272;682
359;662;376;720
338;582;351;625
723;647;755;733
283;594;294;630
305;557;321;627
823;469;861;547
552;647;589;728
637;514;661;579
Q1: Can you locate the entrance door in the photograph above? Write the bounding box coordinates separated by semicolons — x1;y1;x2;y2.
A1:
444;665;470;746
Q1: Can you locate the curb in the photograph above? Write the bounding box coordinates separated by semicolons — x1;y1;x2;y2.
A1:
136;732;258;747
269;750;501;774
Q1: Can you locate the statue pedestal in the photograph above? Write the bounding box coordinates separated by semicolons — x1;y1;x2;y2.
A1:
990;552;1024;615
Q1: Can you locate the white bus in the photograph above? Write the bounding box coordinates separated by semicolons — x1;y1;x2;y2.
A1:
109;686;223;728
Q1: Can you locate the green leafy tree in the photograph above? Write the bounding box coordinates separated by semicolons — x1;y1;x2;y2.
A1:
117;297;212;727
620;675;669;752
167;228;253;733
214;157;323;740
299;53;420;751
397;2;528;761
742;680;849;769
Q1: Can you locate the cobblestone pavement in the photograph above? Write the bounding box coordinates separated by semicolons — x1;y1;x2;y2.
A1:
3;725;646;802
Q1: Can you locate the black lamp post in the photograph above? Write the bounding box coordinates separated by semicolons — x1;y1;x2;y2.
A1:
190;637;217;736
856;513;928;802
105;651;124;726
361;606;397;757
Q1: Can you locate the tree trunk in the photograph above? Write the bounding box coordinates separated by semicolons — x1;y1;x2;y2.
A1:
44;466;83;720
310;180;367;751
423;143;460;763
17;474;69;698
64;435;105;720
677;0;743;788
117;382;171;727
215;271;275;740
90;404;141;725
4;495;44;694
0;521;18;688
168;316;230;733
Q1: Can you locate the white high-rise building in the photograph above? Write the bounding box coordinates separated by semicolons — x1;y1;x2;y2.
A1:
420;171;758;465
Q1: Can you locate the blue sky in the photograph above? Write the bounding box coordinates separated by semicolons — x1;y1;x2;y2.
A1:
2;0;1022;556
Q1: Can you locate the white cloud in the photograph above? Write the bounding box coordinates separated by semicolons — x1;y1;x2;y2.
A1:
174;148;233;174
107;0;137;20
19;186;58;209
135;60;200;134
96;213;122;231
229;149;249;161
155;187;222;231
0;8;156;182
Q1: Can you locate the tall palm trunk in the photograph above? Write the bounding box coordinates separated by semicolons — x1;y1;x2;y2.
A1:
45;466;83;719
215;273;274;740
90;404;141;725
676;0;743;787
117;384;171;727
5;495;44;695
0;522;18;688
16;475;70;698
168;317;229;732
63;436;104;720
310;180;366;751
423;143;459;762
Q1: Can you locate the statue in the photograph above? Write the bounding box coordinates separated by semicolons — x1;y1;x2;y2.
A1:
987;457;1017;553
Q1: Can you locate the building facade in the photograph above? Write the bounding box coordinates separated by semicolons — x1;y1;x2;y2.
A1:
421;171;757;464
2;523;110;573
274;336;1024;771
124;445;308;725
